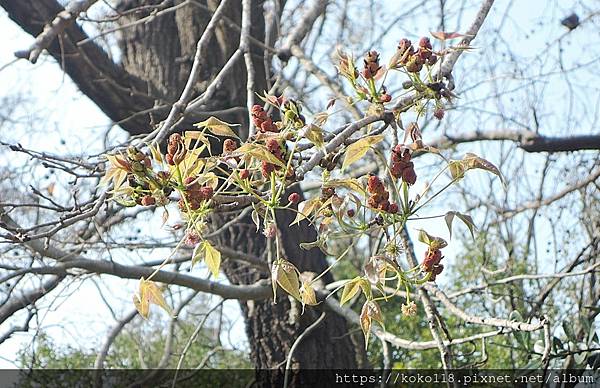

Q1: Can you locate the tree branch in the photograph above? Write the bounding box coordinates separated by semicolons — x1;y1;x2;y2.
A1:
0;0;157;134
430;129;600;153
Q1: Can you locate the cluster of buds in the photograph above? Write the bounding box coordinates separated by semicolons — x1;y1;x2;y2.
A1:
367;176;398;213
321;186;335;200
319;186;337;217
396;37;437;73
119;148;172;207
179;176;214;211
166;134;187;165
125;146;151;173
261;139;285;178
390;146;417;185
362;50;382;79
223;139;238;154
251;105;279;133
422;248;444;281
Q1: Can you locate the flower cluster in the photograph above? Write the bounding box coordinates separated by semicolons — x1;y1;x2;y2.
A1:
367;175;398;213
116;147;172;207
179;176;214;211
390;146;417;185
166;133;186;165
396;37;437;73
362;50;381;79
251;104;279;133
262;138;285;178
422;248;444;281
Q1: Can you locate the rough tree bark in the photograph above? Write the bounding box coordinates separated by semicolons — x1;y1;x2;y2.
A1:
0;0;365;371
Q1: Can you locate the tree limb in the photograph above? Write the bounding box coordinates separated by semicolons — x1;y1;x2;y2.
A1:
430;129;600;152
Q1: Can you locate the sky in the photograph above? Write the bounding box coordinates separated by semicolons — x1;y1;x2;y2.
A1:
0;0;598;368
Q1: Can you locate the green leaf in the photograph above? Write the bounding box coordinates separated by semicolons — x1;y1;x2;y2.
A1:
194;116;240;138
341;134;385;171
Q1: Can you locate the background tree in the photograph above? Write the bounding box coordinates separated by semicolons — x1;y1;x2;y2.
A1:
0;0;599;383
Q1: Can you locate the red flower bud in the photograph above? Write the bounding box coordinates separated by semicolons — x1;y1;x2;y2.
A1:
380;93;392;103
261;161;275;177
223;139;238;153
402;168;417;185
434;108;445;120
288;192;300;204
200;186;214;200
419;37;432;50
141;195;155;206
239;169;250;180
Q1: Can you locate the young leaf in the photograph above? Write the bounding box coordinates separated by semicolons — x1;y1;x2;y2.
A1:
417;229;448;249
462;153;506;185
184;131;211;148
324;178;366;195
300;281;318;308
448;160;466;181
134;278;173;319
431;31;472;41
133;293;149;319
444;211;476;239
340;278;362;306
313;111;329;127
291;197;321;225
202;241;221;278
361;301;385;344
341;134;385;171
148;143;163;163
273;260;302;302
237;143;287;168
191;243;202;268
197;172;219;189
194;117;240;139
304;124;325;148
360;301;373;347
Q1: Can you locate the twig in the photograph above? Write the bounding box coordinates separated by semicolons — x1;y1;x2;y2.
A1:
283;312;327;388
241;0;256;137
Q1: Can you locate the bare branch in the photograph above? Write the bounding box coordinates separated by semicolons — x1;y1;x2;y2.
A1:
14;0;98;64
